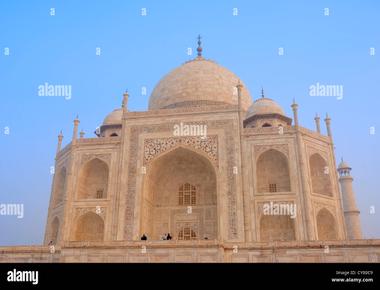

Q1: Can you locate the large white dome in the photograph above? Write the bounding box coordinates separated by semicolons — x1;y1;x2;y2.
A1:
149;57;252;110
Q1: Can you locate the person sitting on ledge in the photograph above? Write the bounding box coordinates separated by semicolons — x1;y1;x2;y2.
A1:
166;233;172;240
141;234;147;241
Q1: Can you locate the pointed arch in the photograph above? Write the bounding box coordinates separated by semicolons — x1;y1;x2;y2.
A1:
316;208;337;240
257;149;291;193
77;158;109;199
309;153;333;196
147;142;218;170
141;146;217;240
74;212;104;241
53;167;66;206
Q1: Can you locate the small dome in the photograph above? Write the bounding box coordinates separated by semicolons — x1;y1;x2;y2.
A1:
246;97;285;119
103;108;122;125
149;58;252;110
338;160;351;170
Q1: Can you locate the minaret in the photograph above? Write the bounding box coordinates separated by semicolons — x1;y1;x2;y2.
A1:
72;116;80;144
338;159;362;239
324;113;332;138
314;114;321;133
291;99;299;126
122;90;129;111
236;81;243;111
236;81;244;132
56;131;63;155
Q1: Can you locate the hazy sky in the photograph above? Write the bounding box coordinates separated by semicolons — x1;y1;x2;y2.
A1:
0;0;379;245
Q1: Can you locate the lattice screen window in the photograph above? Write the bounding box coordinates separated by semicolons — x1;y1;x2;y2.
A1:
269;183;277;193
179;183;196;205
178;227;197;240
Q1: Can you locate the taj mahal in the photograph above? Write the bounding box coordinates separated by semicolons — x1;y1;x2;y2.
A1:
2;38;380;263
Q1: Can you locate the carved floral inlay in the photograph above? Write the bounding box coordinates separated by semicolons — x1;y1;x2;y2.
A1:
143;135;218;166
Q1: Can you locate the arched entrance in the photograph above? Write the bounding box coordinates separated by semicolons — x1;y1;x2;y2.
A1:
141;147;217;240
77;158;109;199
53;167;66;206
256;149;291;193
309;154;333;196
316;208;338;240
73;212;104;241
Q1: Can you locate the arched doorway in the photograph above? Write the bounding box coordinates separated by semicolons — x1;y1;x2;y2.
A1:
73;212;104;241
53;167;66;207
309;154;333;196
316;208;337;240
141;147;217;240
77;158;109;199
257;149;291;193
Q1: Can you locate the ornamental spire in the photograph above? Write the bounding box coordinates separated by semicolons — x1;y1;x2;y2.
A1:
197;35;203;58
122;90;129;109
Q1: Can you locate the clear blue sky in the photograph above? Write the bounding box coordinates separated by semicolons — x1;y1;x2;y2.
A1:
0;0;379;245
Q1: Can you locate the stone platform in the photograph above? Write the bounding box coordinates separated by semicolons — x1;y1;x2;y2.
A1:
1;240;380;263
